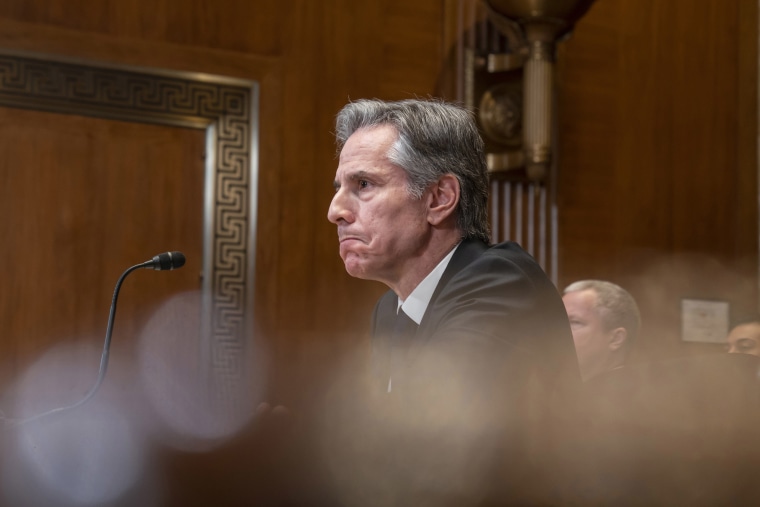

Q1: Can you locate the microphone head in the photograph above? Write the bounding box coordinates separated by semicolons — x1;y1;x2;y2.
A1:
151;251;186;271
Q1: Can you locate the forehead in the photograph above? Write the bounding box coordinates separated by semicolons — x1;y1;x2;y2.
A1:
728;322;760;340
335;124;406;181
338;125;396;163
563;289;598;313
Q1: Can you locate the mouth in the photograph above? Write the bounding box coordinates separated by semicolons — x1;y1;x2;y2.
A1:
338;231;363;244
338;235;367;252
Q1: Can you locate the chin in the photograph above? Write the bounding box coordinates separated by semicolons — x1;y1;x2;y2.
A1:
343;261;378;282
343;263;367;280
341;252;365;277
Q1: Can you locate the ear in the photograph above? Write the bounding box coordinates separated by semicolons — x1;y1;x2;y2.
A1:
426;174;460;226
609;327;627;351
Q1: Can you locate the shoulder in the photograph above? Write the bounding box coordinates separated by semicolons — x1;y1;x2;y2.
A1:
479;241;544;272
447;241;551;298
448;240;542;276
427;240;567;336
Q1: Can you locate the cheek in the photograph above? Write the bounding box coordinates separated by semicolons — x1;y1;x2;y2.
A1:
574;331;602;353
359;196;428;247
364;212;399;244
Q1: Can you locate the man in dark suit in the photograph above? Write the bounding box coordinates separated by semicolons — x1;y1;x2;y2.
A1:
326;99;579;506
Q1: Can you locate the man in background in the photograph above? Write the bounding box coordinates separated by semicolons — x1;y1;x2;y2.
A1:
562;279;641;382
326;98;579;506
726;316;760;356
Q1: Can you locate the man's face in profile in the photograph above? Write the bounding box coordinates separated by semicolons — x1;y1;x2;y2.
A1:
327;125;431;287
726;322;760;356
562;289;614;381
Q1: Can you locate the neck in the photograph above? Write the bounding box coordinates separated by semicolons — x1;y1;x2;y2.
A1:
391;235;461;300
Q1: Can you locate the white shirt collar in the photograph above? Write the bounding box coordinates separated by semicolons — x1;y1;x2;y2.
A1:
397;243;460;325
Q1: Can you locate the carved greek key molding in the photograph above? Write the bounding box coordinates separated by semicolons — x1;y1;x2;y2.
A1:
0;50;258;393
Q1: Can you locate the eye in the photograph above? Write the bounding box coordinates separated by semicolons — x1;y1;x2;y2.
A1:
737;338;757;352
358;179;370;189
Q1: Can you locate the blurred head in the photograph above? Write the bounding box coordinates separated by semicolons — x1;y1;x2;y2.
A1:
562;280;641;381
328;99;490;296
726;319;760;356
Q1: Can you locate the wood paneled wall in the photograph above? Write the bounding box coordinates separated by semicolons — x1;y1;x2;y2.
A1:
0;1;452;505
0;0;450;391
0;0;755;505
556;0;758;362
0;108;205;385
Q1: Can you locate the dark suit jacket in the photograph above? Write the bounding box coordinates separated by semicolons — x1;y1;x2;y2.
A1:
370;239;577;398
365;239;580;505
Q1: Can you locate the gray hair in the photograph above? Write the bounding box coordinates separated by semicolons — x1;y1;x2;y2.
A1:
564;279;641;351
335;98;490;243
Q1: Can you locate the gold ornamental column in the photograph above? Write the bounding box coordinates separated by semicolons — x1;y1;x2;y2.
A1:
484;0;596;181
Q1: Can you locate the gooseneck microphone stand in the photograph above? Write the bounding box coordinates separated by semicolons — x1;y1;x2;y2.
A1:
1;251;186;427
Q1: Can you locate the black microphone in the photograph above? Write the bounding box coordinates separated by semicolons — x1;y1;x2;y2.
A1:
1;251;186;426
144;251;186;271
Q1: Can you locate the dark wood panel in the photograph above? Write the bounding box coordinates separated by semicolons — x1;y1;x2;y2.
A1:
0;2;454;506
0;0;449;387
0;0;755;504
0;107;205;386
0;16;285;397
0;0;284;55
557;0;757;361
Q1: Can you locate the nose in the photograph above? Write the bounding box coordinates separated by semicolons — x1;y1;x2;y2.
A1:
327;188;353;224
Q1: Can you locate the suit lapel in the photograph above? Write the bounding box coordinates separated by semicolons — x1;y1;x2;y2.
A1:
422;239;489;328
406;239;488;362
370;291;399;393
372;239;490;391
